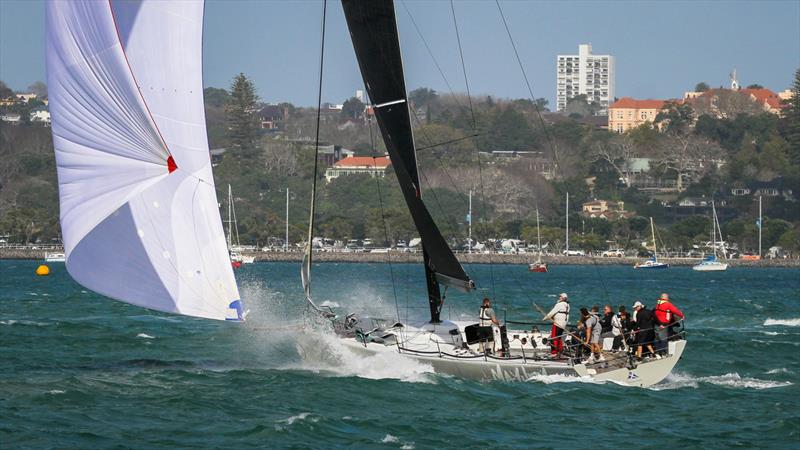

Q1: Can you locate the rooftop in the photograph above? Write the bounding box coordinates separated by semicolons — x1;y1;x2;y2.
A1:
333;156;390;168
609;97;667;110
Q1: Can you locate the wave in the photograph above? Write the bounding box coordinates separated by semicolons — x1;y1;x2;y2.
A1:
136;333;155;339
292;331;436;384
0;319;50;327
652;371;792;390
764;318;800;327
274;412;318;431
382;434;399;443
766;368;792;375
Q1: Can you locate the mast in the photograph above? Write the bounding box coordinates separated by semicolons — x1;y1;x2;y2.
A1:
285;188;290;252
341;0;473;323
227;184;233;250
565;192;569;253
536;206;542;262
711;200;717;259
468;189;472;254
758;195;762;258
650;217;657;261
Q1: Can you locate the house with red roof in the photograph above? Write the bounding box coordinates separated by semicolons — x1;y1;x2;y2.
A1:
324;156;391;182
608;97;670;133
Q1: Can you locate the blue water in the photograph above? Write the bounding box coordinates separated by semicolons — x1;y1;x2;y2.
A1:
1;260;798;448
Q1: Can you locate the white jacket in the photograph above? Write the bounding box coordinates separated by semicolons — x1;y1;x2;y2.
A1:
545;301;570;329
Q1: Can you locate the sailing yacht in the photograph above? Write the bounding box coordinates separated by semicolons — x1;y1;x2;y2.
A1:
46;0;245;321
299;0;685;387
528;207;547;272
693;200;728;271
635;217;669;269
225;185;255;268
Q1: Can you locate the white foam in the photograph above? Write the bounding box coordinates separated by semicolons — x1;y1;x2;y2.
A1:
525;373;600;385
653;371;792;390
46;390;65;395
137;333;155;339
274;412;317;431
320;300;340;308
766;368;791;374
382;434;399;443
294;332;436;383
764;318;800;327
401;444;415;450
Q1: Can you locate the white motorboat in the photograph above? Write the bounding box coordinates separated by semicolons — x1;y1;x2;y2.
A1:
44;252;66;263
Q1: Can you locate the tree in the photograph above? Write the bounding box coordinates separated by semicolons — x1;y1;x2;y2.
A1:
694;82;710;92
780;68;800;163
0;80;14;99
746;84;764;90
340;97;365;120
27;81;47;98
656;133;723;191
563;94;601;117
592;135;636;187
204;87;230;108
409;87;438;108
656;101;695;134
225;73;260;153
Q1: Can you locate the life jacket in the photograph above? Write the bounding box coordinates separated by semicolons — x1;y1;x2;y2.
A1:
479;306;494;326
654;301;673;324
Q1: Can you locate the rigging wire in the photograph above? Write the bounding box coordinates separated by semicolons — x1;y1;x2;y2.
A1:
304;0;327;309
449;0;496;301
494;0;562;179
367;114;402;322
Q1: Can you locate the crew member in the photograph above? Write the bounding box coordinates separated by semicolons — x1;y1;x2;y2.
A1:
543;293;570;356
654;293;685;342
581;307;604;363
479;297;501;354
633;301;657;359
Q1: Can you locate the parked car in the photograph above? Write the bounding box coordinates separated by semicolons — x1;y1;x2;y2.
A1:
563;249;585;256
601;249;625;257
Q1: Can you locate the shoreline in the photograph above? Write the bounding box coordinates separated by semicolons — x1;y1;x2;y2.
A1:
2;248;798;267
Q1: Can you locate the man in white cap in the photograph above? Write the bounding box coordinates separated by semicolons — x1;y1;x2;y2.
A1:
632;301;657;359
543;293;570;356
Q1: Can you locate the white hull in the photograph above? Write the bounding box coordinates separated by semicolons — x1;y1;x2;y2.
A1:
692;262;728;271
334;320;685;388
44;253;66;263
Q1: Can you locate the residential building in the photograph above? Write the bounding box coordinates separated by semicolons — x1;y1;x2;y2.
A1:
556;44;615;115
608;98;666;133
258;104;288;131
685;88;787;118
29;108;51;125
17;93;37;103
325;156;391;182
581;199;632;220
0;113;21;124
317;145;354;166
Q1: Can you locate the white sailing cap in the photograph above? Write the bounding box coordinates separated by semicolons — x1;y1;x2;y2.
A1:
559;293;568;300
633;301;644;309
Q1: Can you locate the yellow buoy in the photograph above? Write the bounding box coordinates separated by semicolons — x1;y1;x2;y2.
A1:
36;264;50;276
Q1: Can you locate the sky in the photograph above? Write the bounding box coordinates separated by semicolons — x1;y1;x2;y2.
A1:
1;0;798;107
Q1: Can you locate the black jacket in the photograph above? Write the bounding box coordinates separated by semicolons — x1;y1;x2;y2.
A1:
600;312;613;333
635;308;655;331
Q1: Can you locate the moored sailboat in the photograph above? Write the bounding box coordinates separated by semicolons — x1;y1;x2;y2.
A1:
300;0;685;387
693;200;728;271
46;0;244;321
529;207;547;272
635;217;669;269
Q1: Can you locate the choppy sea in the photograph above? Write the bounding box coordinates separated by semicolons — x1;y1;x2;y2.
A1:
1;260;798;448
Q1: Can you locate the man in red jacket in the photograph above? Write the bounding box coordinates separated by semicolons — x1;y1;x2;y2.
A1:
654;293;684;341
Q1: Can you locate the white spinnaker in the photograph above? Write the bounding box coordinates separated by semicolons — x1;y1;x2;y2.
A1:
46;0;242;321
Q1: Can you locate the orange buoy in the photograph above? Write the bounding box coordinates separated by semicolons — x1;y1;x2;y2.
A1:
36;264;50;276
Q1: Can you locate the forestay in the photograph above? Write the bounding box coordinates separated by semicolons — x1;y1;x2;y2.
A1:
46;0;243;321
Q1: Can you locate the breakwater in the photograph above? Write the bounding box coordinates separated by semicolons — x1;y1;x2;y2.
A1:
3;247;798;267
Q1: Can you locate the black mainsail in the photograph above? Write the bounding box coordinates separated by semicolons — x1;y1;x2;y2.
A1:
341;0;474;323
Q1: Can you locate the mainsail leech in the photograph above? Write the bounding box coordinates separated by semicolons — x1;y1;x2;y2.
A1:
46;0;242;321
341;0;474;322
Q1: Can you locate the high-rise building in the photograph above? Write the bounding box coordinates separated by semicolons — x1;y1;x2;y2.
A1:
556;44;615;115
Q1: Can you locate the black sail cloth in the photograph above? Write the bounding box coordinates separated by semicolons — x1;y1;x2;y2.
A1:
341;0;473;321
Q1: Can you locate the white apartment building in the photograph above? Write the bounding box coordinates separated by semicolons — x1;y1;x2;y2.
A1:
556;44;615;115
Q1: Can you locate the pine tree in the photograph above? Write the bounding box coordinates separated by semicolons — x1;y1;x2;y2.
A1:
226;73;260;155
782;68;800;164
